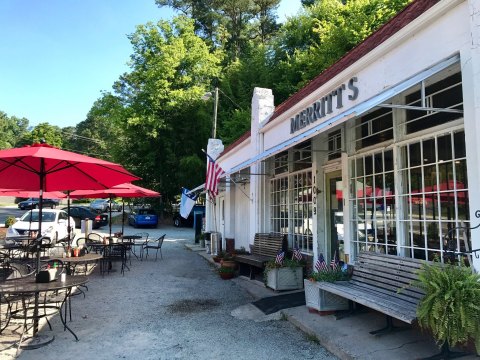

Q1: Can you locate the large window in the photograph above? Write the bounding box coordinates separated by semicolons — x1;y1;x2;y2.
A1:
350;150;397;255
405;73;463;134
270;170;313;253
398;131;468;261
270;142;313;254
348;65;468;263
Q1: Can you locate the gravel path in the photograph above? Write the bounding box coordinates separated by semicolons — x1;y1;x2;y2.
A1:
5;225;337;360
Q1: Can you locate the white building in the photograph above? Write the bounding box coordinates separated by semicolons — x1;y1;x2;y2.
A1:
206;0;480;271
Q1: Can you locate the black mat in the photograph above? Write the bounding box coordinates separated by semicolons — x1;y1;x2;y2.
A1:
252;291;305;315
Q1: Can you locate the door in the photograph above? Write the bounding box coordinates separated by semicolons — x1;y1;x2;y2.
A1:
325;171;344;262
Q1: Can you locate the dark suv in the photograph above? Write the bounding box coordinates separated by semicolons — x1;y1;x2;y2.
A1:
17;198;60;210
173;204;205;227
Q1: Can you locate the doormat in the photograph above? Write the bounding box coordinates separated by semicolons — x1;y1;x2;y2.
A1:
252;291;305;315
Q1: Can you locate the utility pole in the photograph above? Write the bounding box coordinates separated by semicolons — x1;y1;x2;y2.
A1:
212;87;218;139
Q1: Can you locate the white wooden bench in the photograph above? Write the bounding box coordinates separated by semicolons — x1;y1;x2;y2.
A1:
234;233;286;280
316;251;425;335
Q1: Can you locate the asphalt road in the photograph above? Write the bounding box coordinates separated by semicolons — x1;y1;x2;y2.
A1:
0;206;27;225
10;224;337;360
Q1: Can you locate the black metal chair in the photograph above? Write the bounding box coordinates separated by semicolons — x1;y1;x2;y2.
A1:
143;234;165;261
132;232;149;260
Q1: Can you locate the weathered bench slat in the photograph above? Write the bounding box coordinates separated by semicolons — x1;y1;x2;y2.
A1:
348;280;422;304
317;281;417;324
234;233;286;279
352;268;424;300
316;251;425;330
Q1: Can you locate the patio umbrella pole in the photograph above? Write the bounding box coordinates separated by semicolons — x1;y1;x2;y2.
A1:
33;160;45;337
109;195;113;238
67;190;71;247
121;199;125;235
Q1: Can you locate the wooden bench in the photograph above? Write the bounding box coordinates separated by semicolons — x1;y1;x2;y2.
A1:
234;233;286;280
316;251;425;336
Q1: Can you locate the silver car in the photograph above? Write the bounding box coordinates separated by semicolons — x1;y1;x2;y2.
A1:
89;199;122;213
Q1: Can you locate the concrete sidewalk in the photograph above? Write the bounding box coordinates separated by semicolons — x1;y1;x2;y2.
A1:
189;245;478;360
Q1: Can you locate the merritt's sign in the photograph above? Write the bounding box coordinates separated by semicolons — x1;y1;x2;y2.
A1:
290;77;359;134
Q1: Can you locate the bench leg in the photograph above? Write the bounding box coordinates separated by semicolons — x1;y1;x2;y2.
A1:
249;265;255;280
335;301;367;320
369;315;410;337
418;342;469;360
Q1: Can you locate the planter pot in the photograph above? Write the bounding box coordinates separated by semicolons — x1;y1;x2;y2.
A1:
304;279;349;312
266;267;304;291
219;272;234;280
220;260;237;269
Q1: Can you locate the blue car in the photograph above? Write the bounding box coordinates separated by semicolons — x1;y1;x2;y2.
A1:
128;208;158;228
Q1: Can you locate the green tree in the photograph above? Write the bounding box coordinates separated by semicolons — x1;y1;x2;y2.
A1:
0;111;29;149
18;122;63;147
157;0;281;60
269;0;412;103
66;92;124;161
112;16;223;201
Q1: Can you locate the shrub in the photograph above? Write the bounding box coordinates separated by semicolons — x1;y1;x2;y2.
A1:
416;261;480;353
5;216;16;227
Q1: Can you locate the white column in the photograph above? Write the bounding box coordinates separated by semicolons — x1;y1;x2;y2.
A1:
249;88;274;241
461;0;480;271
224;174;235;249
205;138;224;233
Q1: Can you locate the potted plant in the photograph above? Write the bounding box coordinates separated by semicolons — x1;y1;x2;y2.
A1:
220;253;237;269
212;251;226;263
415;260;480;357
264;249;306;291
304;253;350;312
218;266;235;280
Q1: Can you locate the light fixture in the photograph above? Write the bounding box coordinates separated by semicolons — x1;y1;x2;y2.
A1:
202;87;219;138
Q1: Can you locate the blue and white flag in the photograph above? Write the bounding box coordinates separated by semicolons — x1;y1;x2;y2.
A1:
180;188;197;219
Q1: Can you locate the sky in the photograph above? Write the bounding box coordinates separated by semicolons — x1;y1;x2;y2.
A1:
0;0;302;129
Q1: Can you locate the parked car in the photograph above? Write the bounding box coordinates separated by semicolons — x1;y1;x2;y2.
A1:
6;209;75;244
173;204;205;227
89;199;122;213
128;208;158;228
61;206;108;229
17;198;60;210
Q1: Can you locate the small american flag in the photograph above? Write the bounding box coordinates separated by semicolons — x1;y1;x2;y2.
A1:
330;251;339;270
315;253;329;272
205;153;225;198
275;251;285;265
292;248;303;261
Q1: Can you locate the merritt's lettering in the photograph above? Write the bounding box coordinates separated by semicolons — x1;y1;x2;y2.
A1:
290;77;359;134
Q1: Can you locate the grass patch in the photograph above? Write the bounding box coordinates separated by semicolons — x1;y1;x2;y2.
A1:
306;333;320;344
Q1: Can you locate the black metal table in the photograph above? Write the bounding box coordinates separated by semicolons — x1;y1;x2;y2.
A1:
121;235;143;260
0;275;89;348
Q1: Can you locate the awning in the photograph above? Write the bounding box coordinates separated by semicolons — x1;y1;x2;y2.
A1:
227;54;460;174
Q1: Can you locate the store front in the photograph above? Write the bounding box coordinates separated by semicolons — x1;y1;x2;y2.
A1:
206;0;480;271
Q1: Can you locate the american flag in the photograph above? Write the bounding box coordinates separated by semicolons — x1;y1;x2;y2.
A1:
315;253;329;272
205;153;225;198
330;251;339;270
275;251;285;265
292;247;303;261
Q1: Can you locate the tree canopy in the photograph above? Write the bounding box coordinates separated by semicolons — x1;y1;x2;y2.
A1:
1;0;413;204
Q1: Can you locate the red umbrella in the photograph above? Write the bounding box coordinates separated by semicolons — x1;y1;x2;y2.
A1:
0;189;66;199
0;142;139;232
0;142;140;340
70;183;160;236
0;143;138;191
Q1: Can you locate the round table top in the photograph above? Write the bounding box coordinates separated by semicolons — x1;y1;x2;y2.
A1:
121;235;143;240
0;275;89;294
48;253;103;263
